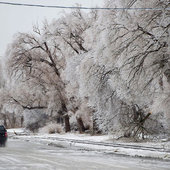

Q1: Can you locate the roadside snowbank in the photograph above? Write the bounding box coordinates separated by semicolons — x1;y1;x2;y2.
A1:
7;128;170;161
7;128;26;134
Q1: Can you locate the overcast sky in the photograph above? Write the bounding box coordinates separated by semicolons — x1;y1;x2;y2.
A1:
0;0;104;57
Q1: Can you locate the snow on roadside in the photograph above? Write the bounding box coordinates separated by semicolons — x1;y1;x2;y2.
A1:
7;128;26;134
7;128;170;161
37;132;112;142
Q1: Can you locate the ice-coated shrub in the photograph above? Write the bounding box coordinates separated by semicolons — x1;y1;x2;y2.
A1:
23;109;47;132
39;123;64;134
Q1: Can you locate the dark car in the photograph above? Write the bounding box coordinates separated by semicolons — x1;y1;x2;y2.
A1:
0;125;7;146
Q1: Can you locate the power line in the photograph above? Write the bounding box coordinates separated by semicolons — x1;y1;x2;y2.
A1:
0;1;169;10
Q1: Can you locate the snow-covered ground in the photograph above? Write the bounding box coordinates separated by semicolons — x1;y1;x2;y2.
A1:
7;128;170;161
2;139;170;170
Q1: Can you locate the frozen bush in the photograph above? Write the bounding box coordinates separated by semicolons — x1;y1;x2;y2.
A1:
23;109;47;132
69;114;78;132
39;123;64;134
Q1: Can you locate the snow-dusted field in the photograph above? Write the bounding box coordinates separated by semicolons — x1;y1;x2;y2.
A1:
1;139;170;170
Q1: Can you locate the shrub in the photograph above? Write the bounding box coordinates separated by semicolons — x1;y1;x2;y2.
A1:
39;123;64;134
23;109;47;132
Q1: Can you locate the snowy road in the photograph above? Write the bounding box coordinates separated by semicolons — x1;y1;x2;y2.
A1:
0;139;170;170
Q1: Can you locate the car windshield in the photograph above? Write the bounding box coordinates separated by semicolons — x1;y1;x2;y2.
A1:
0;126;5;131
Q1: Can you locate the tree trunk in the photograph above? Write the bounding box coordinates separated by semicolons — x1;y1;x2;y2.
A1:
12;113;16;128
3;114;7;128
92;117;97;135
21;116;24;127
76;117;85;133
64;114;71;132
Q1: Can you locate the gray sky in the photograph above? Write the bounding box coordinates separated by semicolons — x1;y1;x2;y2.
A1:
0;0;104;57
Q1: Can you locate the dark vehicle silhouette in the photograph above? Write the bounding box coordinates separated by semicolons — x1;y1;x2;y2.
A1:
0;125;7;146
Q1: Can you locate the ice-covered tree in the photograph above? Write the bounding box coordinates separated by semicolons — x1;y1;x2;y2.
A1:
3;0;170;138
72;0;170;137
6;24;71;131
5;9;94;132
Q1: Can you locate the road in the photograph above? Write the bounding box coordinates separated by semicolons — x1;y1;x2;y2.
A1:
0;139;170;170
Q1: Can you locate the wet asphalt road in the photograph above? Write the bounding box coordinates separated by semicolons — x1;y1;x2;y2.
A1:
0;139;170;170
